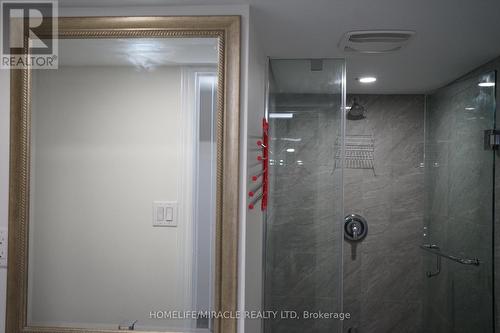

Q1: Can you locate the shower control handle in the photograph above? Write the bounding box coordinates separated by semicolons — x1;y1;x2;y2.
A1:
344;214;368;242
351;224;359;240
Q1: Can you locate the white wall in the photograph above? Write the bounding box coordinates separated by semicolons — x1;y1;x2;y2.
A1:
0;4;262;333
241;7;267;333
29;66;188;330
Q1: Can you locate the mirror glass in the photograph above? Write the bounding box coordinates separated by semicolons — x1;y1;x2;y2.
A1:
27;37;219;332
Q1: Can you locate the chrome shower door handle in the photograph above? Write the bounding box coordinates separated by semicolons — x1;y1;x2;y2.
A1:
420;244;480;266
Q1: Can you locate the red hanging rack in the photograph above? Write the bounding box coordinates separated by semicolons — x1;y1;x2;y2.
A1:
248;118;269;211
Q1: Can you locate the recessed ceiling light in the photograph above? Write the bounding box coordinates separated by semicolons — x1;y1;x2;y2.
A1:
286;148;295;153
464;107;475;111
345;106;352;110
358;76;377;83
269;113;293;119
478;82;495;87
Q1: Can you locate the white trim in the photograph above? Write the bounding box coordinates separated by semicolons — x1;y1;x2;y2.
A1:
179;67;217;331
177;66;197;329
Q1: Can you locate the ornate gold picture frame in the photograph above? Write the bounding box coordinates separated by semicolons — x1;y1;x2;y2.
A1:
7;16;240;333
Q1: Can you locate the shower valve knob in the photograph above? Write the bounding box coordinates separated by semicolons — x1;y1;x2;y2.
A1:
344;214;368;242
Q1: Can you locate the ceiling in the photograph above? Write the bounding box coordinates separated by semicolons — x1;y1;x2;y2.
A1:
58;0;500;93
59;38;218;68
270;59;344;94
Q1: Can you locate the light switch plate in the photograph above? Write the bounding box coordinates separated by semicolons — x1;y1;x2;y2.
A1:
0;228;7;267
153;201;178;227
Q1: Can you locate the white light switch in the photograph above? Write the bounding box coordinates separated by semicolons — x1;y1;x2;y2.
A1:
166;207;173;221
153;201;178;227
156;207;165;220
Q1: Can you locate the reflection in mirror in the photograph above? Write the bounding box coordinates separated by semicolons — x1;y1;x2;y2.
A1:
27;37;218;332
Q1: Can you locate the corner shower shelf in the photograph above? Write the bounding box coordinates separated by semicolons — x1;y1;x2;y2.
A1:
335;135;375;171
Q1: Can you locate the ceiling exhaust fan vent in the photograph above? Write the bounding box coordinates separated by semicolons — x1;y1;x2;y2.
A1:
339;30;415;54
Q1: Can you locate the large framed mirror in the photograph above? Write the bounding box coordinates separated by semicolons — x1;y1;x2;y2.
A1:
7;16;240;333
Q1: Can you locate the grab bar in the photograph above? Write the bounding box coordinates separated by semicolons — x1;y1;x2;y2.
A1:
420;244;480;266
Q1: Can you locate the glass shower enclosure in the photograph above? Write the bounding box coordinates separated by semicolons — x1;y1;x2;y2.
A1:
263;59;346;333
262;59;497;333
423;71;497;332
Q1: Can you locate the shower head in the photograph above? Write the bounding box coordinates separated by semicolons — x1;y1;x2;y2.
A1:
347;99;366;120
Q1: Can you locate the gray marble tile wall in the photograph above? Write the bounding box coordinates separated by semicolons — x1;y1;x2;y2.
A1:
423;72;495;333
264;93;343;333
342;94;425;333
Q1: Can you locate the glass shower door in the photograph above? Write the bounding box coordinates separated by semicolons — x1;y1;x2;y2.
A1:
423;71;496;332
263;59;345;333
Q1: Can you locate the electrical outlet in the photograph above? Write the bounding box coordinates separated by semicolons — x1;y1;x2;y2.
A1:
0;228;7;267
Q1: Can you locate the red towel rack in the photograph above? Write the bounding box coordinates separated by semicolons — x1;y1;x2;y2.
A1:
248;118;269;211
